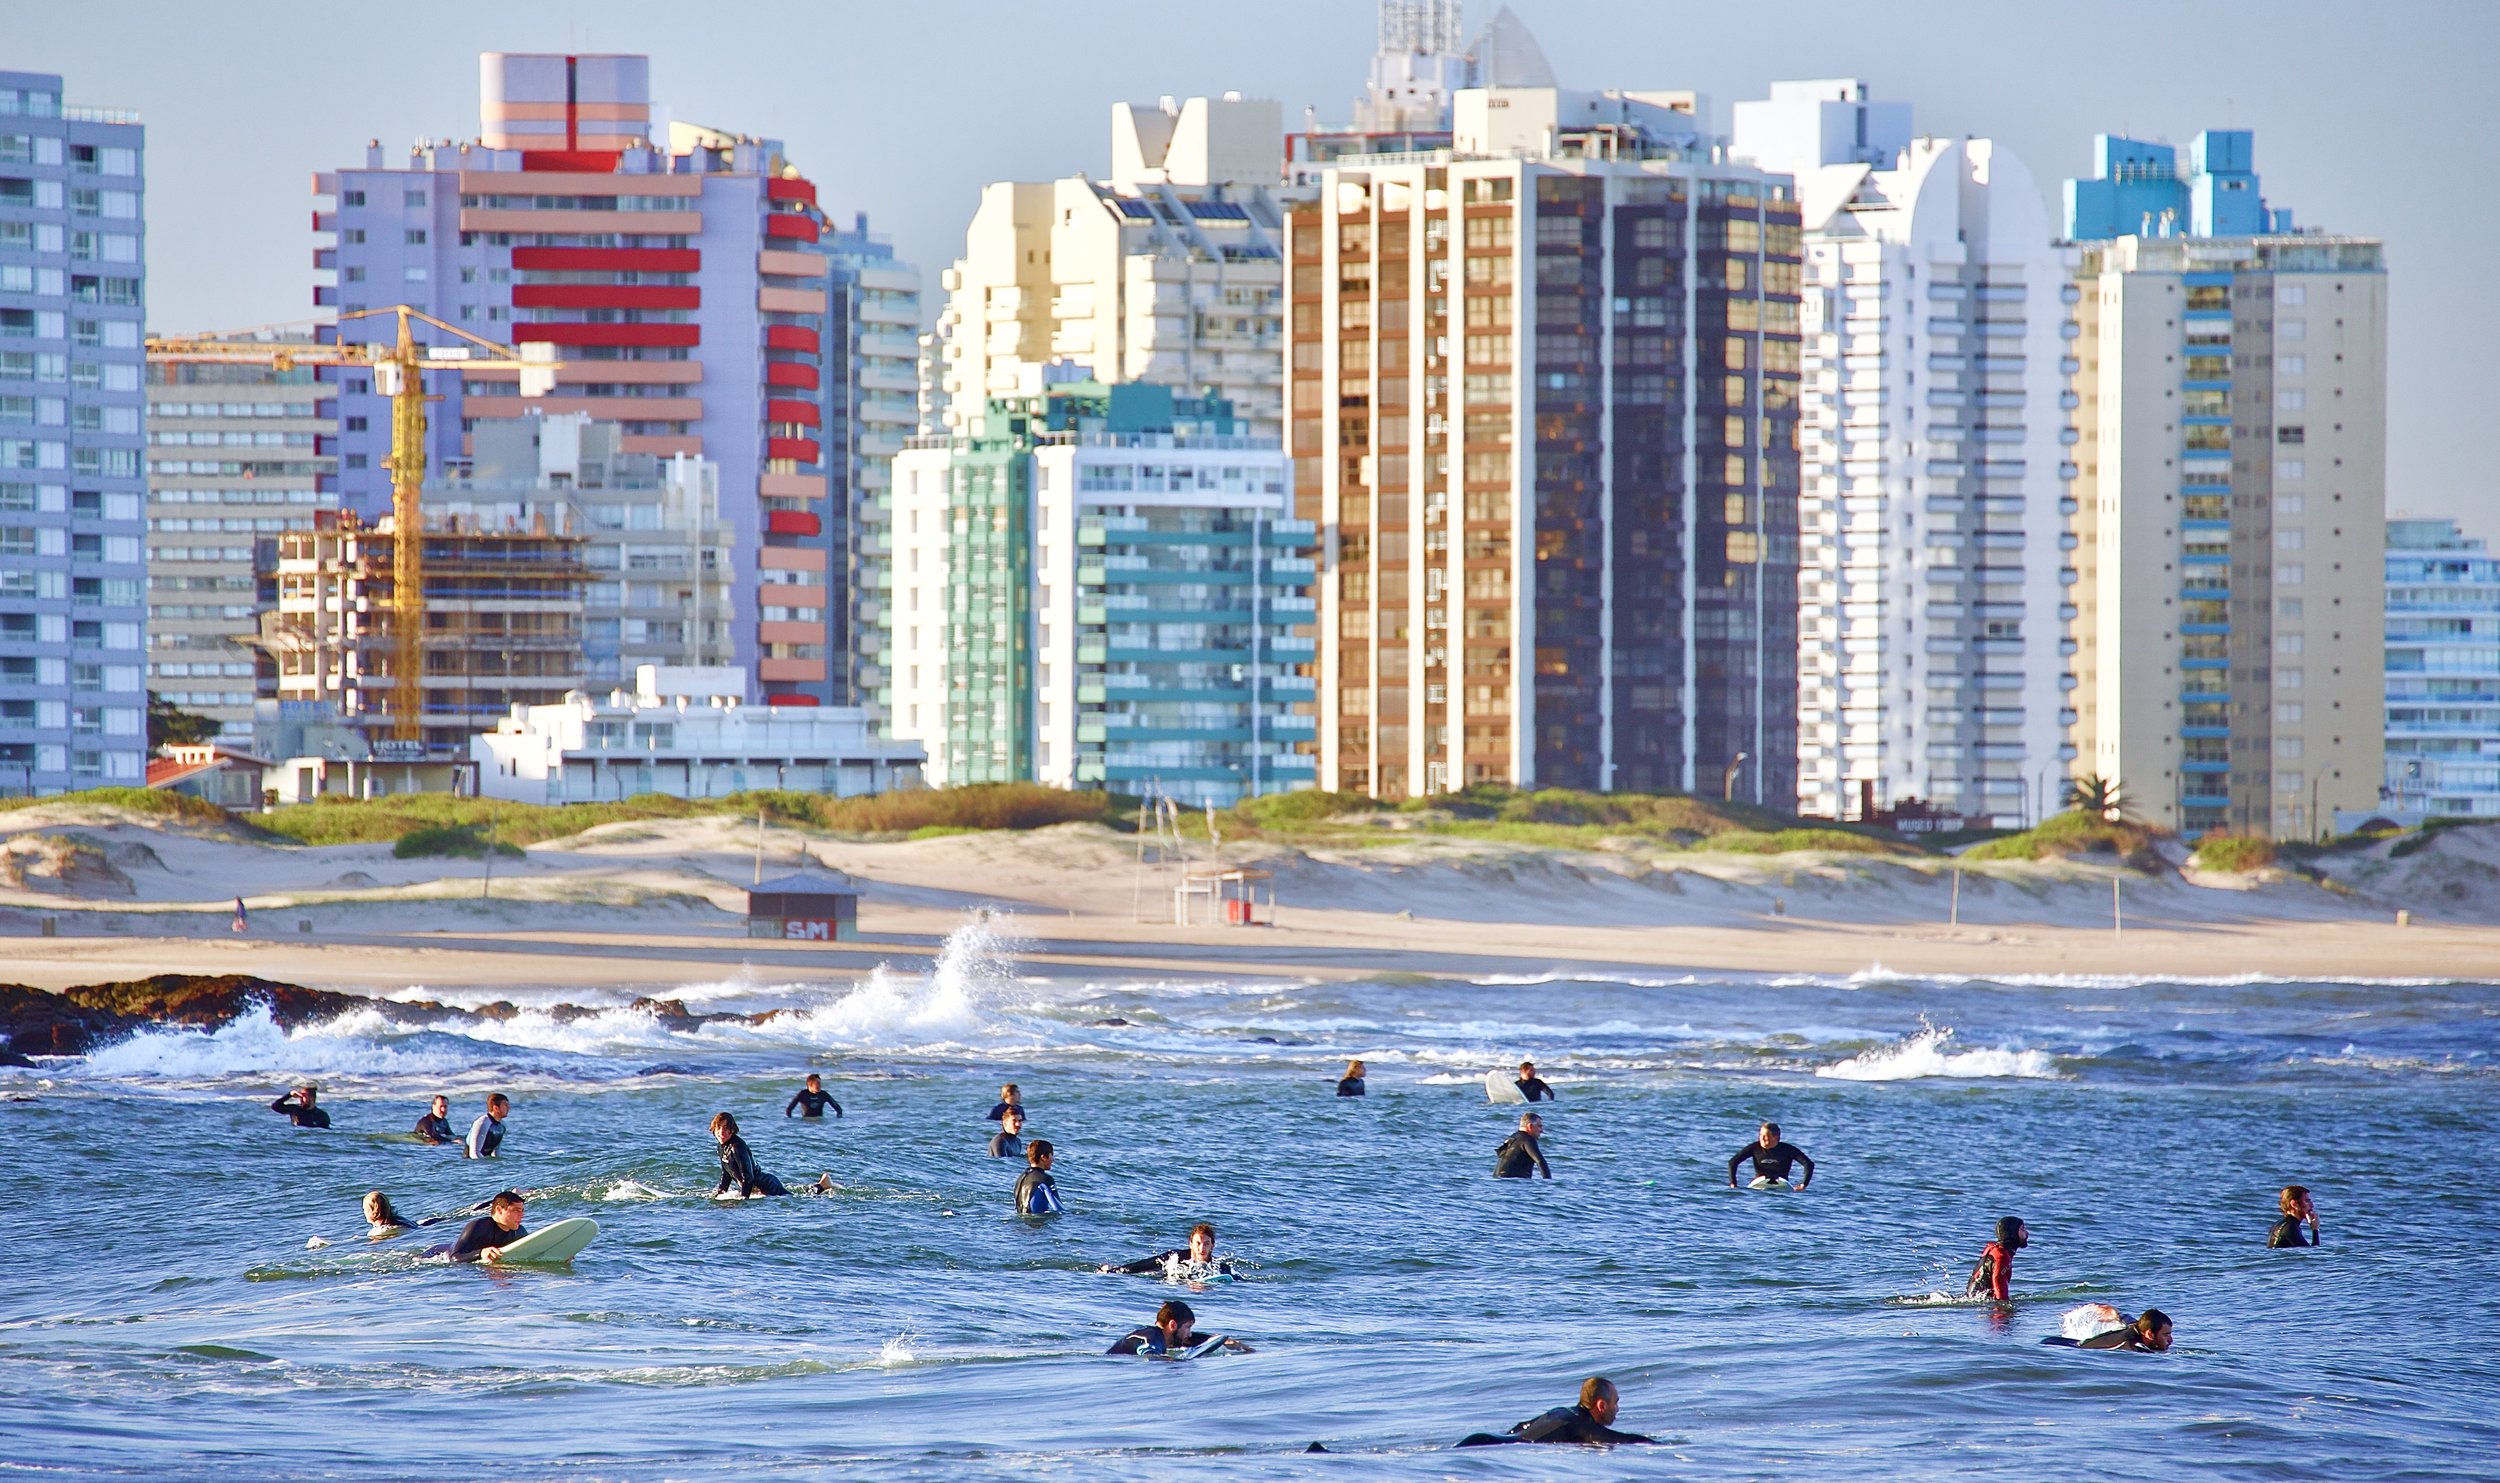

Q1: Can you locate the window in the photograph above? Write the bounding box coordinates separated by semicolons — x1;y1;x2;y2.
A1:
2278;283;2306;306
2277;458;2305;481
2278;354;2305;376
2277;668;2304;690
404;228;428;245
2277;318;2306;341
2278;564;2304;585
2276;425;2305;445
2278;598;2304;620
403;189;427;207
2276;529;2304;552
2276;633;2304;656
342;189;366;207
2278;389;2305;412
2276;701;2303;724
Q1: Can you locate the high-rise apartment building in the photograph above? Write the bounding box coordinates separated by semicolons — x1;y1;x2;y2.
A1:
0;72;147;794
893;380;1313;804
2378;516;2500;821
1287;87;1802;802
821;214;921;720
1732;81;2070;828
144;348;334;745
312;53;896;717
2064;131;2385;838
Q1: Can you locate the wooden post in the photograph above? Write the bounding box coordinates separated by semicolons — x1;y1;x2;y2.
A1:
1950;865;1961;926
2112;876;2122;939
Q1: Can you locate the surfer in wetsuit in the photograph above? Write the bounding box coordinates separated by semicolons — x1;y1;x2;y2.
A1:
1099;1221;1237;1277
1727;1121;1815;1189
437;1190;527;1263
2268;1186;2319;1248
364;1191;415;1238
269;1084;330;1129
986;1083;1023;1122
1014;1140;1063;1215
785;1073;843;1120
1457;1377;1655;1447
1966;1216;2028;1302
1106;1298;1252;1356
1514;1061;1556;1101
1337;1059;1367;1097
413;1095;455;1145
710;1111;789;1197
1495;1112;1552;1179
989;1106;1027;1159
2048;1309;2173;1352
466;1093;509;1159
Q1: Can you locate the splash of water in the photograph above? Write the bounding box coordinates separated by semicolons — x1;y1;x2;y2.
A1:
1814;1020;2061;1082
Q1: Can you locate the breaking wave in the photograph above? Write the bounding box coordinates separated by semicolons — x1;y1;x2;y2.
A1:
1814;1023;2062;1082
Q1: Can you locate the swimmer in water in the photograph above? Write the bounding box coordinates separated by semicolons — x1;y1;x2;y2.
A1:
1014;1140;1062;1215
1495;1112;1552;1179
1457;1377;1655;1447
989;1106;1027;1159
2268;1185;2319;1248
1099;1221;1238;1278
1514;1060;1556;1102
412;1095;454;1145
269;1084;330;1129
1336;1059;1367;1097
986;1083;1023;1122
1106;1298;1252;1356
466;1093;509;1159
785;1073;843;1120
436;1190;526;1264
710;1111;789;1197
1727;1121;1814;1189
363;1191;414;1238
1966;1216;2028;1302
2048;1309;2173;1352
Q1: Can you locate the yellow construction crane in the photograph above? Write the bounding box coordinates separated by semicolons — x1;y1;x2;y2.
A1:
146;307;558;742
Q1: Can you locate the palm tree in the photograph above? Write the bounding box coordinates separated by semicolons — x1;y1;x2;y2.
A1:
2063;773;2125;821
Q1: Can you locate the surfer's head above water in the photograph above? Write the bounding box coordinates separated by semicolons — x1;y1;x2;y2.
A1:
710;1111;741;1143
1996;1217;2029;1250
1188;1223;1217;1262
1001;1107;1025;1133
1000;1083;1021;1103
487;1093;509;1116
1579;1377;1620;1425
363;1191;404;1228
1026;1139;1054;1171
2279;1186;2314;1220
488;1190;524;1230
1155;1299;1197;1345
1344;1059;1365;1079
1520;1112;1544;1135
429;1095;447;1117
2132;1310;2173;1351
1759;1122;1781;1146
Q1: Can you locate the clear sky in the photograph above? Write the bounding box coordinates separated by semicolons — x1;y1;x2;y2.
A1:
12;0;2495;531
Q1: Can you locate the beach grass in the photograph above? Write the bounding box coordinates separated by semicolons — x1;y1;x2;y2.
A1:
1960;809;2166;870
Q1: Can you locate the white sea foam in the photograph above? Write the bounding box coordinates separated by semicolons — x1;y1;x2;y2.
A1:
74;1004;479;1081
1814;1023;2062;1082
876;1333;918;1367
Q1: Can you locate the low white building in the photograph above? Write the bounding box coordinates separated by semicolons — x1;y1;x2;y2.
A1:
472;665;922;805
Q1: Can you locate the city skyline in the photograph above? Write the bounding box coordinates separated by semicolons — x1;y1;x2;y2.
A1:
7;0;2493;533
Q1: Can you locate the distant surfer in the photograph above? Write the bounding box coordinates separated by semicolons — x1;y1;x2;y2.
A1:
986;1083;1024;1122
1966;1216;2029;1302
1099;1221;1237;1278
231;896;247;933
785;1073;843;1120
1107;1298;1252;1356
435;1190;527;1263
269;1084;330;1129
1495;1112;1552;1179
363;1191;415;1238
1336;1059;1367;1097
1727;1121;1815;1189
465;1093;509;1159
1514;1061;1556;1101
2045;1309;2172;1352
989;1106;1027;1159
413;1095;455;1145
2268;1186;2319;1248
710;1112;789;1197
1457;1377;1655;1446
1014;1140;1063;1215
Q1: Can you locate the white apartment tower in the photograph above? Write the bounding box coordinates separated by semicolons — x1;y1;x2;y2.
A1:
1734;81;2071;827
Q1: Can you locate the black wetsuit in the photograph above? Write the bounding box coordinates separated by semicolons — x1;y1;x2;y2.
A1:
1103;1248;1238;1277
1494;1131;1551;1179
1108;1325;1182;1356
413;1112;454;1144
1014;1168;1062;1215
2268;1215;2316;1249
986;1100;1022;1122
785;1087;842;1118
1336;1076;1366;1097
442;1215;525;1263
714;1134;789;1197
989;1129;1024;1159
1730;1140;1813;1186
1458;1405;1654;1447
1515;1076;1556;1102
270;1095;330;1129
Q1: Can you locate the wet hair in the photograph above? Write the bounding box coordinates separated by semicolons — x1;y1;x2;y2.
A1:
1579;1376;1618;1410
1155;1299;1196;1330
364;1190;400;1225
804;1073;822;1085
1518;1061;1536;1072
1026;1139;1053;1165
1520;1112;1543;1130
710;1111;740;1138
1761;1121;1781;1138
487;1092;510;1112
1001;1105;1025;1125
2279;1185;2310;1217
1994;1217;2026;1247
299;1084;319;1097
1189;1222;1216;1243
430;1094;448;1108
1344;1059;1365;1076
2136;1308;2172;1336
489;1189;524;1212
1001;1083;1020;1098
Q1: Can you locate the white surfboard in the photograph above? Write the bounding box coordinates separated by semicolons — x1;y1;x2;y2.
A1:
1747;1177;1792;1192
1484;1068;1526;1105
494;1216;598;1264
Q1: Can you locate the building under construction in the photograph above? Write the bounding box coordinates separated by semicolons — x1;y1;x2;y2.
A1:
267;509;587;755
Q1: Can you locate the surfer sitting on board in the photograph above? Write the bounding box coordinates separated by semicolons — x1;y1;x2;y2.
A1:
465;1093;509;1159
989;1106;1027;1159
710;1112;789;1197
1456;1377;1655;1446
1514;1061;1557;1102
1337;1059;1367;1097
1099;1221;1238;1278
2046;1309;2173;1352
986;1083;1023;1122
1495;1113;1552;1179
1014;1140;1063;1215
413;1095;455;1145
785;1073;842;1120
1728;1122;1815;1189
2268;1186;2319;1248
1107;1299;1252;1357
438;1191;526;1264
1966;1217;2029;1302
269;1084;330;1129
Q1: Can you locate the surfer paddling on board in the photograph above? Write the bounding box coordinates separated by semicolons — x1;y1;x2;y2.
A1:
1014;1140;1063;1215
1457;1377;1656;1446
710;1112;789;1197
986;1083;1024;1122
437;1191;527;1263
465;1093;509;1159
268;1084;330;1129
1337;1059;1368;1097
1495;1112;1553;1179
363;1191;416;1238
2046;1309;2174;1352
1099;1221;1238;1278
1728;1121;1815;1189
784;1073;842;1120
1107;1299;1253;1356
2269;1186;2320;1248
989;1106;1027;1159
413;1095;455;1145
1514;1061;1557;1101
1966;1217;2029;1302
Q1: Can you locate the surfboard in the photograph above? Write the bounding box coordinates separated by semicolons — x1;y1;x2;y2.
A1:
1172;1333;1230;1361
493;1217;598;1264
1483;1068;1526;1105
1747;1177;1792;1192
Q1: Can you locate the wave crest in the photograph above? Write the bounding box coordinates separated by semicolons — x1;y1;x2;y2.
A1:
1814;1023;2061;1082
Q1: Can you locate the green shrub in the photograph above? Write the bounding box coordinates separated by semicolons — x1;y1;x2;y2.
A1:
1230;788;1373;829
392;824;523;859
1962;808;2165;869
0;787;238;826
1696;828;1914;857
2190;831;2277;873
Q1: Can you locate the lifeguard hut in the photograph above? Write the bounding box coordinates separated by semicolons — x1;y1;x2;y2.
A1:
747;868;859;942
1174;867;1274;927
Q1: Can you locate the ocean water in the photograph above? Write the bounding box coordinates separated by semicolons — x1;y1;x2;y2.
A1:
3;918;2496;1479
